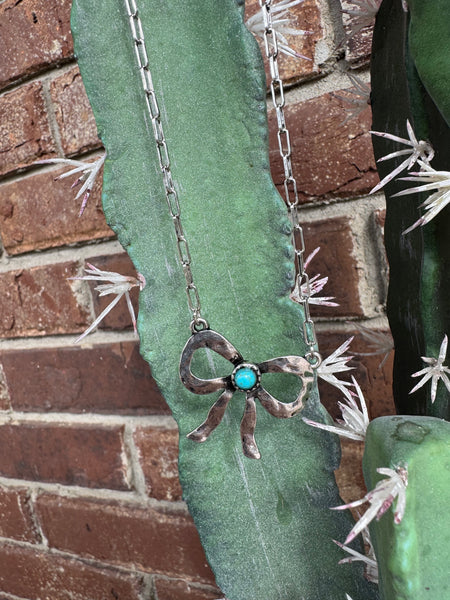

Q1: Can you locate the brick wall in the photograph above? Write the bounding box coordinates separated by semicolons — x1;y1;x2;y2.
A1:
0;1;394;598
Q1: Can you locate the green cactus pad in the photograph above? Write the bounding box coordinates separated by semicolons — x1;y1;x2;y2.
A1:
407;0;450;127
363;416;450;600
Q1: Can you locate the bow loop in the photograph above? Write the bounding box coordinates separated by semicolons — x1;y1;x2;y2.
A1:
180;329;243;394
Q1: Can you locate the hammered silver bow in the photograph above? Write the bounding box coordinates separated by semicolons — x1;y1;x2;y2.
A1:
179;329;314;459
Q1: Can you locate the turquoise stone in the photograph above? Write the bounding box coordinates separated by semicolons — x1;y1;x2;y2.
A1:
234;366;257;390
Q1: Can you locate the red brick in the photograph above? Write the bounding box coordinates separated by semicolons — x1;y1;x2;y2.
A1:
301;217;363;317
244;0;322;83
36;495;215;583
0;423;130;490
340;0;375;65
0;82;56;176
0;261;90;338
335;438;366;507
269;91;377;201
154;578;222;600
86;253;140;332
134;426;182;501
316;328;395;420
345;25;373;65
0;165;113;255
0;341;169;414
50;66;102;156
0;488;39;543
0;542;145;600
0;0;73;89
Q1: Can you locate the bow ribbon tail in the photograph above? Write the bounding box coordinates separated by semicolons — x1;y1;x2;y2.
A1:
187;387;234;443
241;395;260;459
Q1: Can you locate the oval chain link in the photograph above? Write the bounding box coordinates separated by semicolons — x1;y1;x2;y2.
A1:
124;0;207;332
259;0;321;367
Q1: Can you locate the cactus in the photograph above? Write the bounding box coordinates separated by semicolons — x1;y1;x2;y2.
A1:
366;1;450;598
370;0;450;420
363;416;450;600
71;1;376;599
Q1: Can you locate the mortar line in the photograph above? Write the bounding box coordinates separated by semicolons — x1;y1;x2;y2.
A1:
151;574;221;594
0;411;176;428
0;238;125;272
0;534;188;580
123;421;150;497
314;315;390;333
140;573;157;600
40;78;64;157
0;535;217;595
0;328;139;350
0;590;29;600
0;147;105;187
319;0;347;51
27;487;49;547
265;64;369;109
0;58;78;99
0;476;188;513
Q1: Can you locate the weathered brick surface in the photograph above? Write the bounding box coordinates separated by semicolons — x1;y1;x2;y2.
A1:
244;0;322;82
335;438;366;506
0;165;112;255
269;91;377;201
0;82;56;176
134;426;182;501
0;488;39;543
316;329;395;420
0;341;169;414
345;26;373;65
36;494;215;582
301;217;363;317
154;578;221;600
340;0;375;65
0;261;90;338
50;66;102;156
0;542;145;600
0;0;73;89
86;253;140;332
0;423;130;490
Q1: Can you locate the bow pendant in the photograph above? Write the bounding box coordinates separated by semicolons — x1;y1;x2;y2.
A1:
179;329;314;459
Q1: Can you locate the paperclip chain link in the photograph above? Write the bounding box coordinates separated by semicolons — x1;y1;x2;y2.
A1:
124;0;208;333
258;0;321;367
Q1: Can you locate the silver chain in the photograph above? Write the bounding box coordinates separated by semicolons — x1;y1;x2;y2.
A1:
125;0;208;333
125;0;321;363
259;0;321;367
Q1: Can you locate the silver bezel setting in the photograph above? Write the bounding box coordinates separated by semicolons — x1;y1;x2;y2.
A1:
231;362;261;392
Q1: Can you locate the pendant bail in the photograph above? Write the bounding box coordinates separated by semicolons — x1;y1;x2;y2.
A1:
190;317;210;334
306;350;322;370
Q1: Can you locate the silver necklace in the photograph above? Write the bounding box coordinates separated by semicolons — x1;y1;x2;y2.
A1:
124;0;321;459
